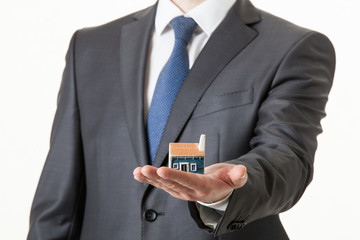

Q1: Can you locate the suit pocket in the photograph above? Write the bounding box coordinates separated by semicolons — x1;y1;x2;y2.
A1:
191;88;253;119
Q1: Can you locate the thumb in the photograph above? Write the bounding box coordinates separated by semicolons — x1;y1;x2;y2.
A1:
227;165;247;189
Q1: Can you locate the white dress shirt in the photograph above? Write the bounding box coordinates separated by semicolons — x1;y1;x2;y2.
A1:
145;0;236;228
145;0;236;116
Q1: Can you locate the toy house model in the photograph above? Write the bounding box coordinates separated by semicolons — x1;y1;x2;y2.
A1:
168;135;205;174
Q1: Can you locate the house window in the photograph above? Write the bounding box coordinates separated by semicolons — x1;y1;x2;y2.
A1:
173;163;179;170
190;163;197;172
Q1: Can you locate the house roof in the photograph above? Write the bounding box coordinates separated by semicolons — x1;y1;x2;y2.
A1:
169;143;205;156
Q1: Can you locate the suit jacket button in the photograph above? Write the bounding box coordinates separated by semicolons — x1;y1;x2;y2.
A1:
144;209;157;222
228;222;238;231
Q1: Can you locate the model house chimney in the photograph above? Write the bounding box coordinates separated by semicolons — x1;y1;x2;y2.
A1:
198;134;206;152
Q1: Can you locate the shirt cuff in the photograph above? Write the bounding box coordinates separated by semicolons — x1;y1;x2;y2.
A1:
195;191;233;229
196;190;233;211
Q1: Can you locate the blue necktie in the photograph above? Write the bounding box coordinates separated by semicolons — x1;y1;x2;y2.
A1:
147;16;197;163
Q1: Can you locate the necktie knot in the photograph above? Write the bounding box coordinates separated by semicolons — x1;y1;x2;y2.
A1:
170;16;197;45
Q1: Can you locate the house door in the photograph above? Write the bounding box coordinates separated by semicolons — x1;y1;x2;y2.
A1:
180;162;189;172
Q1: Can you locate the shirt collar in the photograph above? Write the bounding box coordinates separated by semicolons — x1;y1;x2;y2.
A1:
155;0;236;37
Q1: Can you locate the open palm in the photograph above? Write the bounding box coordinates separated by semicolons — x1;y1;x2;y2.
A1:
133;163;247;203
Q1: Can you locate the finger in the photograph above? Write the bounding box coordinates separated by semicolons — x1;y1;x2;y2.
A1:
135;166;200;201
140;167;164;187
160;178;196;196
227;165;247;188
139;166;196;195
135;167;197;200
156;167;205;190
141;165;160;179
134;166;163;187
141;166;179;187
144;167;198;195
133;167;147;183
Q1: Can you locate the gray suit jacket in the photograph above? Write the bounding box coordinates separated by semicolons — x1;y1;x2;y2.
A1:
28;0;335;239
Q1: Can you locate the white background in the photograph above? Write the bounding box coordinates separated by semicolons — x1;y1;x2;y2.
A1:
0;0;359;239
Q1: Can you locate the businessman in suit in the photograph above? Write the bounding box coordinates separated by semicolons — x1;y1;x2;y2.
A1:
28;0;335;239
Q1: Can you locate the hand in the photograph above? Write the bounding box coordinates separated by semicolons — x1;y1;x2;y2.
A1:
133;163;247;203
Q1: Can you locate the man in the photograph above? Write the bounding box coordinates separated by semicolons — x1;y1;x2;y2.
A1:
28;0;335;239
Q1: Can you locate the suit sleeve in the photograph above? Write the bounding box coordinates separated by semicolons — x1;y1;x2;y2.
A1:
190;32;336;236
27;31;86;240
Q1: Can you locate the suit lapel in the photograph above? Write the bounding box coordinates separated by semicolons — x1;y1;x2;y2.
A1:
119;5;156;167
153;0;261;166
